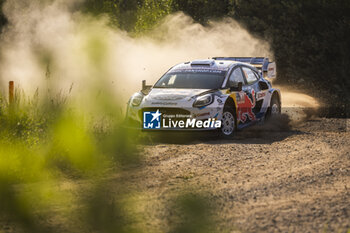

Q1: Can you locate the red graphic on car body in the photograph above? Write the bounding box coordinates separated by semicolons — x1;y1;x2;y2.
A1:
237;90;256;123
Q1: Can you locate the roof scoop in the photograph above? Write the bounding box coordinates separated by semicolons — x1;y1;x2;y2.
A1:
190;59;215;67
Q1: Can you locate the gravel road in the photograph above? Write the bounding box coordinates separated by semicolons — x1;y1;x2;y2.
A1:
129;117;350;232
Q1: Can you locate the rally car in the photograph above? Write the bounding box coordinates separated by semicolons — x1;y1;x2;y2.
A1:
126;57;281;137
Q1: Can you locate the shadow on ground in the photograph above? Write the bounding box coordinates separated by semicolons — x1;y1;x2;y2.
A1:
139;114;306;145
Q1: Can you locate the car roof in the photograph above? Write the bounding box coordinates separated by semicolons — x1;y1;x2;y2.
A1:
169;59;256;72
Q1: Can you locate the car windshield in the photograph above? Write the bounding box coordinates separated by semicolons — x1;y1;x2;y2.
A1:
154;70;227;89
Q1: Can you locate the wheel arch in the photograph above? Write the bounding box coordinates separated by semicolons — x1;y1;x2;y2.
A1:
224;96;237;112
223;95;238;127
266;89;282;117
270;89;281;106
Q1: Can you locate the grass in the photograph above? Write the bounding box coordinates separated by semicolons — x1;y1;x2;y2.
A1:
0;88;136;231
0;3;217;229
0;88;215;232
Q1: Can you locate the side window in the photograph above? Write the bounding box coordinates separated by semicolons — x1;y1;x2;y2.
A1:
242;67;258;85
228;67;245;86
253;71;261;80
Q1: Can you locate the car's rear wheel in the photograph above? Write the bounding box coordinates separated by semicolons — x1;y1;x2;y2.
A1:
221;107;236;137
271;96;281;115
266;95;281;120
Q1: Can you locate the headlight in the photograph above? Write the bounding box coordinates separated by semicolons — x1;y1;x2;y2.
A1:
131;93;144;107
193;94;213;108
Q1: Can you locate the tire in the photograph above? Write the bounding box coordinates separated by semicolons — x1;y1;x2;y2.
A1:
221;107;236;137
266;95;281;120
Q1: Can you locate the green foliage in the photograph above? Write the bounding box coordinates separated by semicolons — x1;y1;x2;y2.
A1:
171;0;232;24
82;0;120;27
0;85;138;230
0;91;47;145
82;0;143;31
134;0;173;33
82;0;174;33
231;0;350;108
0;89;216;232
0;2;219;230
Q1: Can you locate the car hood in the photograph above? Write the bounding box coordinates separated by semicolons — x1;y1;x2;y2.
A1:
146;88;211;101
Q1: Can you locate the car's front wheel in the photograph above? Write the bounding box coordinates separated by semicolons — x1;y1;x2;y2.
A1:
221;107;236;137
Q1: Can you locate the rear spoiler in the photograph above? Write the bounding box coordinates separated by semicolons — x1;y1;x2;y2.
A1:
213;57;277;79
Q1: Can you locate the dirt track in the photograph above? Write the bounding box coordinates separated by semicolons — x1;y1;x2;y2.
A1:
1;117;349;233
130;117;350;232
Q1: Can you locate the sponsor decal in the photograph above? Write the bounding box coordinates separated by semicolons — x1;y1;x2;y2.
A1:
143;109;221;129
152;94;186;100
237;90;256;123
193;112;210;118
170;69;226;74
151;102;178;106
257;91;266;100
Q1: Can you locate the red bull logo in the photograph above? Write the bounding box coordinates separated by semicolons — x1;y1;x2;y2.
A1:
237;90;256;123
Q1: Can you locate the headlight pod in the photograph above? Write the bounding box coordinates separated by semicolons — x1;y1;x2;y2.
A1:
193;94;213;108
131;93;144;107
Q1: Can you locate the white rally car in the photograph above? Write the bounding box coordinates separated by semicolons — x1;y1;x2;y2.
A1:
126;57;281;137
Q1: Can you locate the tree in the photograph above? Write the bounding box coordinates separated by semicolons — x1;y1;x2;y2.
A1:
0;0;7;32
231;0;350;112
172;0;232;24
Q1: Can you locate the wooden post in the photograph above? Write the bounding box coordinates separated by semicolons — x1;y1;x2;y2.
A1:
9;81;14;104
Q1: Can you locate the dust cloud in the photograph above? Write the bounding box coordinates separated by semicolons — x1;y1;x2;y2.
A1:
0;0;270;105
0;0;321;118
275;85;320;122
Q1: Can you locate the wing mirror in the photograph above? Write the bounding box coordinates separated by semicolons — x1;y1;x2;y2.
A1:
229;81;243;92
259;81;269;90
141;80;152;94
